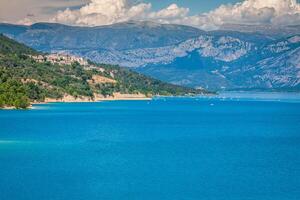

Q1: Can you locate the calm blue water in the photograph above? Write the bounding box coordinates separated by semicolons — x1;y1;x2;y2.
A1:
1;92;300;200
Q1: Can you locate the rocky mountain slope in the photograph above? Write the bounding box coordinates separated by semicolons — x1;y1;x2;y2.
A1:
0;21;299;91
138;35;300;90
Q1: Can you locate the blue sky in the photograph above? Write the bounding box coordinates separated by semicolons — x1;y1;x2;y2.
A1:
148;0;242;14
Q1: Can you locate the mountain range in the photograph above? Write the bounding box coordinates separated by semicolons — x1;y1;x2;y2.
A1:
0;21;299;91
0;34;203;109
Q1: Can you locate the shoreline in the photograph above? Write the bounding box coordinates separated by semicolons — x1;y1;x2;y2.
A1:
1;105;34;110
1;95;152;110
42;93;152;103
34;97;152;104
1;92;216;110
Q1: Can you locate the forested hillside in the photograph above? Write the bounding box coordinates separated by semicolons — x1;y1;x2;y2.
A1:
0;34;206;109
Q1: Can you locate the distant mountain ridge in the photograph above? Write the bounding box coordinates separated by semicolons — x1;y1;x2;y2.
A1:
220;24;300;40
0;21;203;51
0;21;299;91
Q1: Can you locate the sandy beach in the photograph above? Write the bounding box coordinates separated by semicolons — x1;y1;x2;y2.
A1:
44;93;152;103
0;93;152;110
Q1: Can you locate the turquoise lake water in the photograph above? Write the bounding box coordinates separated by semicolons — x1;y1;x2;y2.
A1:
1;92;300;200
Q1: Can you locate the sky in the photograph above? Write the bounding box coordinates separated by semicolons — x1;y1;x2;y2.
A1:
147;0;243;14
0;0;300;30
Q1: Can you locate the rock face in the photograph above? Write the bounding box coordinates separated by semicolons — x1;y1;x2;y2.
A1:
61;35;252;68
137;35;300;90
1;21;300;91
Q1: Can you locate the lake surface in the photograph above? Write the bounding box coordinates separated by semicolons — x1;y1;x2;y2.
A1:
1;92;300;200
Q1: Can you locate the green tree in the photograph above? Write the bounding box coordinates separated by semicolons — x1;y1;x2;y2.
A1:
14;95;30;109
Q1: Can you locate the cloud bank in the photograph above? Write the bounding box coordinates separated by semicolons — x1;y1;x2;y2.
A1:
53;0;151;26
201;0;300;28
0;0;89;25
31;0;300;30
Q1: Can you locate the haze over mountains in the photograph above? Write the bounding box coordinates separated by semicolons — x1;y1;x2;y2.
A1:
0;21;300;91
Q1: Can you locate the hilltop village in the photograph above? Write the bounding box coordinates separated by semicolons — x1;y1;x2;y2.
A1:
31;54;89;66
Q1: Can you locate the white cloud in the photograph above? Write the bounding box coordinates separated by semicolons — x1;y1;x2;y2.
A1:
14;0;300;30
0;0;89;24
164;0;300;30
52;0;192;26
200;0;300;27
17;18;36;26
52;0;152;26
148;4;189;20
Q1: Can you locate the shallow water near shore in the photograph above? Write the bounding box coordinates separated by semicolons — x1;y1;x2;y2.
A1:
1;92;300;200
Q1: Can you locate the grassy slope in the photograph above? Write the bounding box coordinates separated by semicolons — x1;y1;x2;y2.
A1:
0;34;208;109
